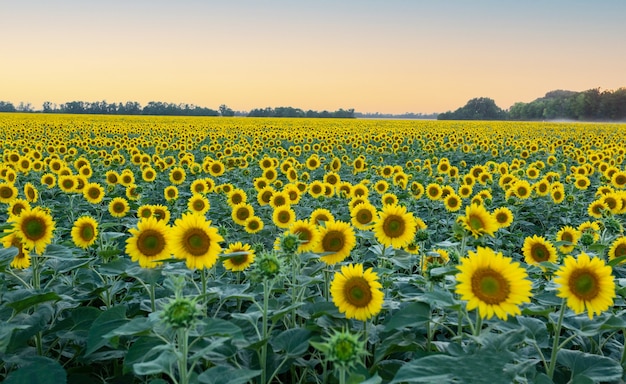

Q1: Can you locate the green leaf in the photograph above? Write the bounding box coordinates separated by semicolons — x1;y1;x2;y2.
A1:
198;318;244;338
4;356;67;384
556;349;623;383
103;316;154;338
133;349;177;375
43;244;74;259
85;306;127;356
415;289;458;308
124;337;163;374
271;328;311;357
7;292;61;314
608;255;626;267
197;365;261;384
383;302;430;331
0;323;30;353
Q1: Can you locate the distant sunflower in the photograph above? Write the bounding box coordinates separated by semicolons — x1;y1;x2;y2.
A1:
244;216;264;234
555;226;580;254
208;160;225;177
142;166;157;182
171;213;223;270
152;204;171;223
269;191;289;209
522;235;558;266
272;206;297;229
164;185;179;202
226;188;247;206
40;173;56;189
71;216;99;249
105;170;119;185
223;242;255;271
168;166;186;185
7;198;30;218
458;203;498;238
24;182;39;203
350;202;377;230
10;206;55;254
512;180;532;199
287;219;320;253
492;206;514;228
2;230;31;269
330;263;384;321
374;180;389;194
373;204;417;249
315;220;356;265
455;246;532;320
0;182;18;203
137;204;153;219
551;186;565;204
426;183;443;200
190;179;208;195
554;252;615;319
381;192;398;206
109;197;130;218
125;217;172;268
310;208;335;226
256;186;275;206
187;194;210;215
574;176;591;190
608;237;626;264
231;203;255;225
308;180;325;198
422;248;450;272
611;171;626;189
443;193;462;212
587;199;607;219
83;182;105;204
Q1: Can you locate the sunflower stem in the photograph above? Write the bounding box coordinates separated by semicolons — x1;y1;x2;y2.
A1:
547;300;566;380
201;268;207;304
324;269;330;301
150;280;156;313
177;327;189;384
621;328;626;368
260;279;271;384
473;314;483;336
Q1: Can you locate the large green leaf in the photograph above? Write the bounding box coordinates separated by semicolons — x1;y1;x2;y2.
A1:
271;328;311;357
85;305;127;356
556;349;623;383
7;292;61;314
197;365;261;384
4;356;67;384
383;302;430;331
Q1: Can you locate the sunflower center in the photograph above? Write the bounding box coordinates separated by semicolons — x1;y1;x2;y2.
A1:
569;269;599;300
343;277;372;307
230;252;248;266
236;208;250;220
471;268;510;304
81;224;95;240
357;210;373;224
382;215;405;237
496;213;508;223
193;200;205;211
113;203;126;213
183;229;211;256
296;229;311;244
323;231;345;252
468;214;485;231
561;232;573;242
615;244;626;258
248;220;260;230
530;244;550;261
278;211;291;223
137;230;166;257
22;217;46;240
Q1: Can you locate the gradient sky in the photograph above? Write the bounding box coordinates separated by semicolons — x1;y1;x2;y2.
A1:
2;0;625;114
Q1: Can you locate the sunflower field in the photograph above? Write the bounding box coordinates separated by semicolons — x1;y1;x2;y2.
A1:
1;113;626;384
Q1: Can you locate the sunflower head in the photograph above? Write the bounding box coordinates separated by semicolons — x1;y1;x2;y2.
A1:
313;329;367;371
330;263;384;321
253;251;282;281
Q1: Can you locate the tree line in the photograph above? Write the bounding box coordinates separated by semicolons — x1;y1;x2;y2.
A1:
438;88;626;121
246;107;355;118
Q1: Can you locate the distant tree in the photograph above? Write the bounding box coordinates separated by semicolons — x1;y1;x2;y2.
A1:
16;102;33;112
0;101;17;112
438;97;507;120
219;104;235;117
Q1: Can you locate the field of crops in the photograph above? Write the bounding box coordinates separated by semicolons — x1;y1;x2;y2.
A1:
1;113;626;383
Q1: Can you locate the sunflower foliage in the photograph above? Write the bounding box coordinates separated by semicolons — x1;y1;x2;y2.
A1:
1;115;626;383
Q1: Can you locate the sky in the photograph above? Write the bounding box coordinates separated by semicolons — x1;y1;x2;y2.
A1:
2;0;626;114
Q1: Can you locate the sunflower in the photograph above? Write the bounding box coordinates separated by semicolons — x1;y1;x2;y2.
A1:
283;183;302;205
105;170;119;185
40;173;56;189
611;171;626;189
410;182;425;199
223;242;255;271
226;188;247;207
350;202;378;230
512;180;532;199
10;206;56;254
2;230;31;269
125;217;172;268
272;206;297;229
608;237;626;264
522;235;558;266
137;204;153;219
7;198;31;218
24;182;39;203
381;192;398;206
308;206;336;225
152;205;171;223
187;194;210;215
373;204;417;249
551;186;565;204
119;170;135;187
578;221;601;242
164;185;179;202
106;197;129;218
574;176;590;190
83;182;105;204
171;212;223;270
455;247;532;320
244;216;264;234
601;192;623;215
351;183;369;198
71;216;99;249
533;179;551;197
208;160;225;177
330;263;384;321
308;180;325;198
315;220;357;265
555;226;580;254
422;248;450;272
256;186;275;206
458;203;498;238
269;191;290;209
458;184;473;199
374;180;389;194
142;166;157;182
554;252;615;319
287;220;320;253
231;203;255;225
0;182;18;203
586;200;606;219
426;183;443;200
443;193;462;212
492;206;514;228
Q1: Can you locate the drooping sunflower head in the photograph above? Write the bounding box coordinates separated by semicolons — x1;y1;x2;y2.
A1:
71;215;99;249
125;216;172;268
554;252;615;319
330;263;384;321
455;246;532;320
522;234;558;267
315;220;357;265
373;204;417;249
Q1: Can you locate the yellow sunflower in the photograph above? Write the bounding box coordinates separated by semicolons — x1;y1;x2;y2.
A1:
554;252;615;319
555;226;580;254
125;217;172;268
286;219;320;253
492;206;514;229
164;185;179;202
71;216;99;249
82;182;105;204
522;235;558;266
611;171;626;189
608;237;626;264
310;208;335;226
330;263;384;321
458;203;498;238
2;230;31;269
315;220;357;265
422;248;450;272
171;212;224;270
350;202;378;230
137;204;153;219
40;173;56;189
443;193;462;212
426;183;443;200
373;204;417;249
10;206;56;254
24;182;39;203
105;170;119;185
231;203;255;225
244;216;264;234
168;166;186;185
109;197;130;218
374;180;389;194
587;200;607;219
455;246;532;320
223;242;255;271
7;198;31;218
187;194;210;215
226;188;247;207
0;182;18;204
152;205;171;223
272;206;297;229
381;192;398;206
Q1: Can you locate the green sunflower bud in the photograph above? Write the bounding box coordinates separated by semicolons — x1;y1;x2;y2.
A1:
580;232;595;247
279;232;301;255
161;297;200;330
254;252;282;281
